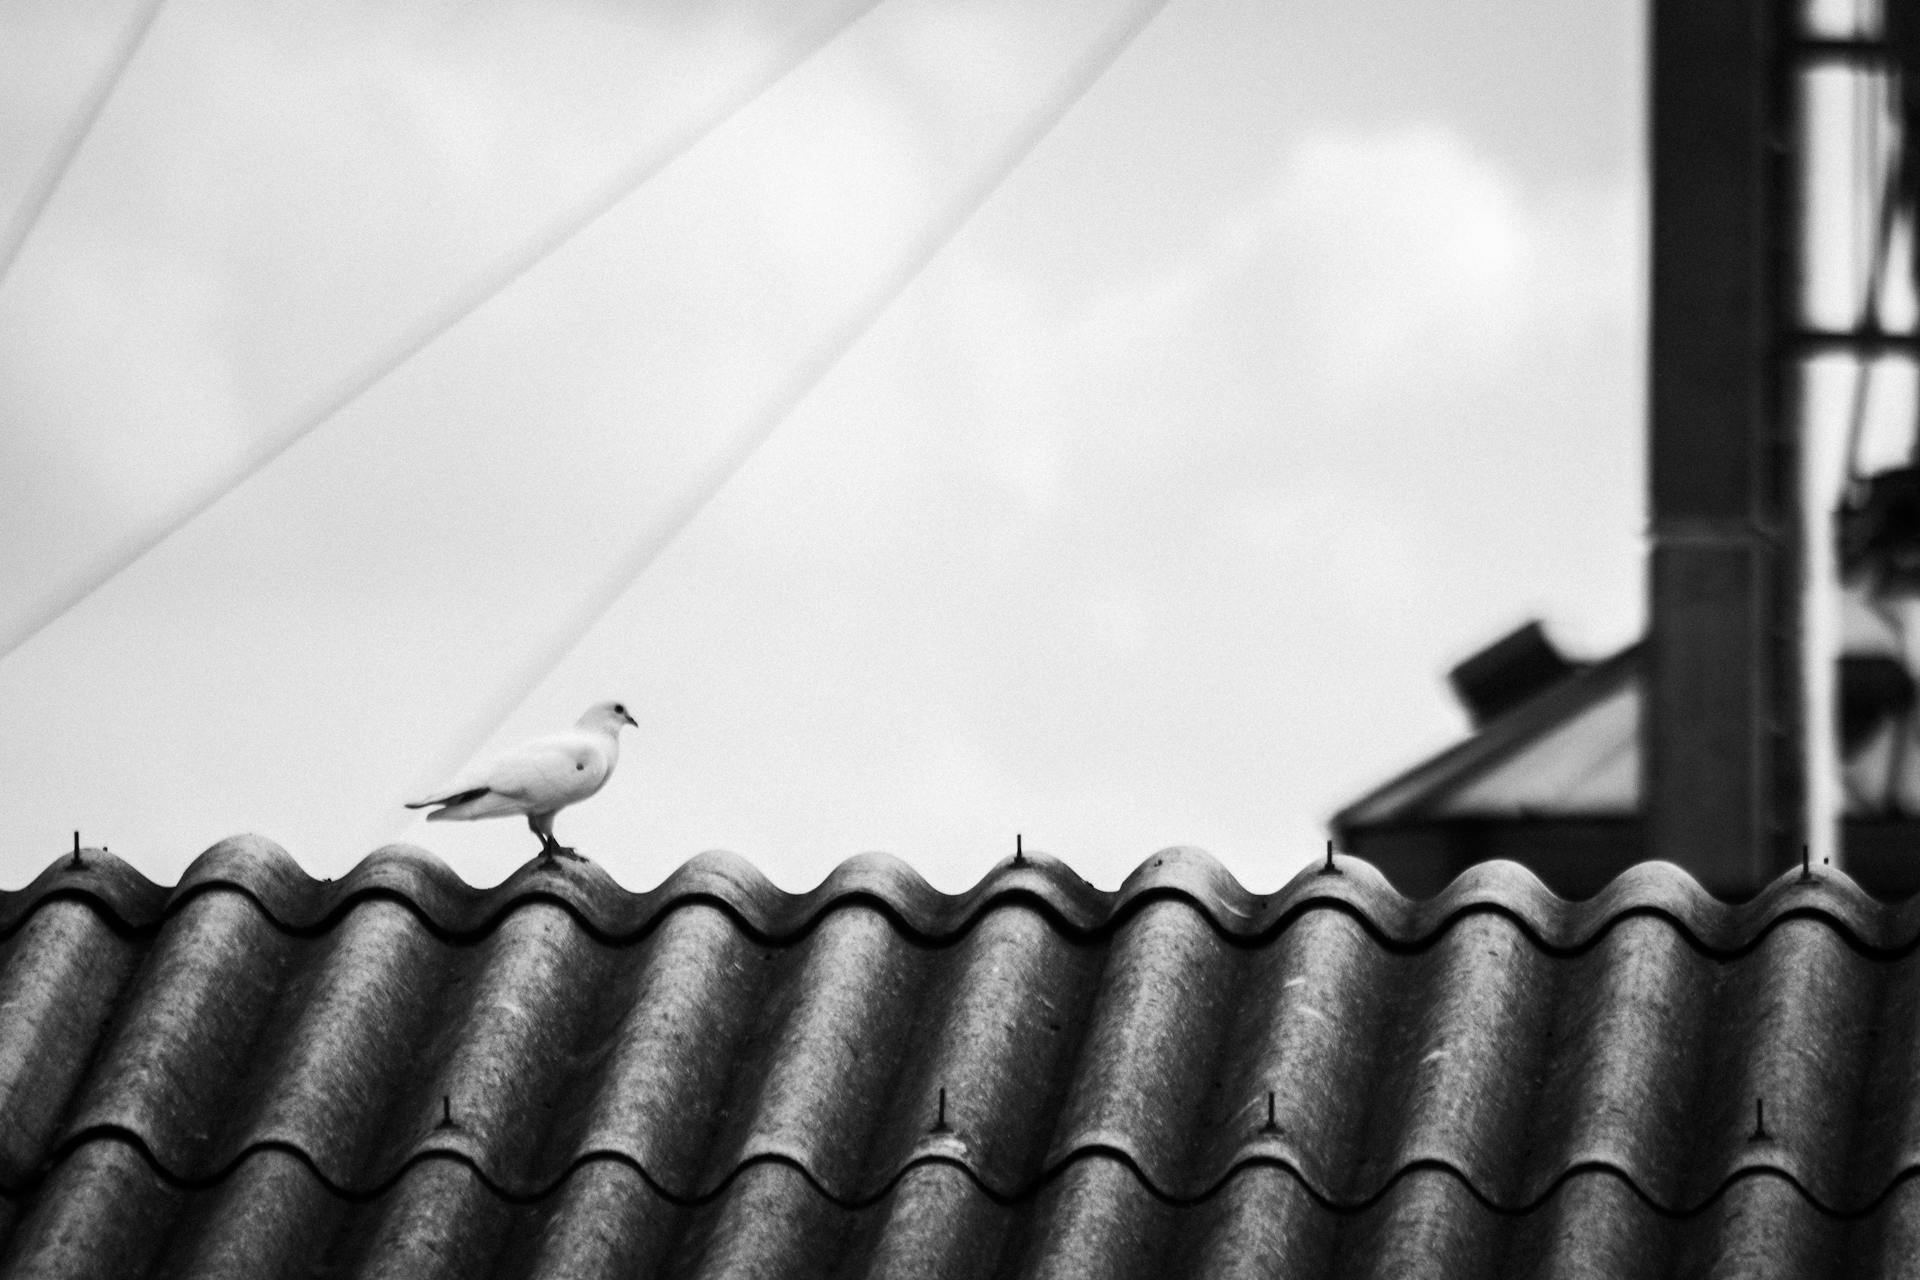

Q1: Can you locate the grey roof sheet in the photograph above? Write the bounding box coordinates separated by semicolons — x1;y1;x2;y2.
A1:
4;835;1920;1277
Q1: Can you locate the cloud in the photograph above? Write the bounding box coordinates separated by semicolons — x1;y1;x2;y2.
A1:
408;120;1644;894
0;8;1646;897
0;0;876;650
0;0;1202;887
1067;121;1637;403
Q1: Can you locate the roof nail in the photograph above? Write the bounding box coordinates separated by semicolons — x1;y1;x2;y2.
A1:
437;1094;457;1131
72;831;82;869
1749;1097;1767;1142
1015;833;1024;866
1261;1089;1280;1134
1322;840;1341;876
1800;843;1811;881
932;1087;951;1134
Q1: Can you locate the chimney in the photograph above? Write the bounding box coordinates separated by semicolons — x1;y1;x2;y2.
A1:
1448;621;1578;727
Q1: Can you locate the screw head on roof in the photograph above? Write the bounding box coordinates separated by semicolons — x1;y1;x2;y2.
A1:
1748;1097;1768;1142
931;1087;951;1134
1321;839;1342;876
1014;833;1024;866
436;1094;457;1131
71;831;82;869
1260;1090;1281;1135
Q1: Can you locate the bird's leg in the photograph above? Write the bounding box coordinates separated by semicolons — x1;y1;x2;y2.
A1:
530;816;560;866
529;815;584;864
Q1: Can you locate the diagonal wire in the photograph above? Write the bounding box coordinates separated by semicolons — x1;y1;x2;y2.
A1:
0;0;887;664
401;0;1176;811
0;0;169;291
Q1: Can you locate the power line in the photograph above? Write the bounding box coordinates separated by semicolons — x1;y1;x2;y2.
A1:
403;0;1175;810
0;0;886;664
0;0;169;291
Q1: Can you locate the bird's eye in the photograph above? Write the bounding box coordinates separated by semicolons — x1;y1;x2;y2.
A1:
614;704;625;715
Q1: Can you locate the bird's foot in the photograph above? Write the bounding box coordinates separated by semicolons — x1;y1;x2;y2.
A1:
536;841;585;865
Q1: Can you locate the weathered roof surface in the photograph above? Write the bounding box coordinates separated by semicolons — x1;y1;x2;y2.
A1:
5;835;1920;1277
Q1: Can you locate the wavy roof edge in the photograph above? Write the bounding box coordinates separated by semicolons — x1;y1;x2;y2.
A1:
7;1130;1914;1221
3;835;1918;955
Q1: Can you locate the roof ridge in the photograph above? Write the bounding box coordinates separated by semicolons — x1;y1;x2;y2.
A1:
9;1128;1913;1221
5;835;1918;958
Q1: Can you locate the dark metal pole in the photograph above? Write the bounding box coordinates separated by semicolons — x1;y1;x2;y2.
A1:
1644;0;1804;895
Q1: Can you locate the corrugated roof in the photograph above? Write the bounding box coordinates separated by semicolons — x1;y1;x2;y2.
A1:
5;834;1920;1276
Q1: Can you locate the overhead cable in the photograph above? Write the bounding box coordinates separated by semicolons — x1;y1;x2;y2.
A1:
404;0;1175;806
0;0;170;291
0;0;886;664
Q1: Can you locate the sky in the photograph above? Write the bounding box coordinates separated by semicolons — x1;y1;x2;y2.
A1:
0;0;1649;893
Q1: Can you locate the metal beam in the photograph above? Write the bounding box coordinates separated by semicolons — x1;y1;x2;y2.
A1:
1644;0;1803;895
1788;36;1898;68
1787;327;1920;356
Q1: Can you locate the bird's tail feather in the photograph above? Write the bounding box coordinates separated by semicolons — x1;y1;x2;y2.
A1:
420;789;530;822
406;785;489;811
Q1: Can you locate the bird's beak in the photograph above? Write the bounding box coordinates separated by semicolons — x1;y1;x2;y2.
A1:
622;711;637;728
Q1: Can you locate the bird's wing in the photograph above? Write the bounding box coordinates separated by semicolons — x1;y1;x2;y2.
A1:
474;732;611;811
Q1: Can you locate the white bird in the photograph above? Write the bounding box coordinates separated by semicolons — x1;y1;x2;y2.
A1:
406;701;637;863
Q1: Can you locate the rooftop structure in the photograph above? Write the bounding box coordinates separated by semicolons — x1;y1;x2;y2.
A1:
1332;587;1920;900
3;837;1920;1275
